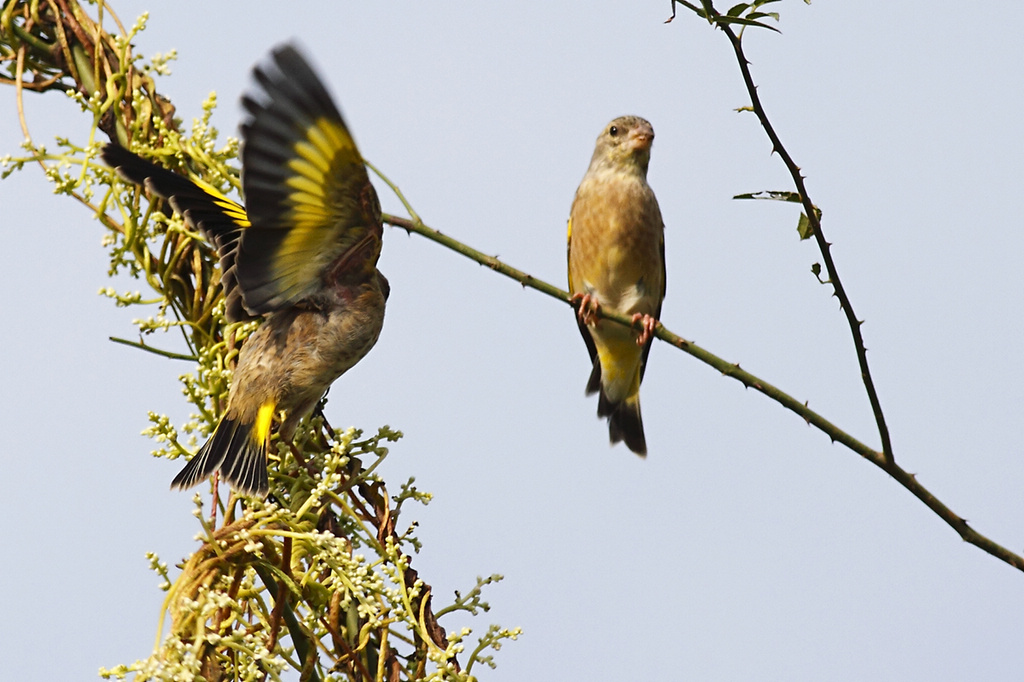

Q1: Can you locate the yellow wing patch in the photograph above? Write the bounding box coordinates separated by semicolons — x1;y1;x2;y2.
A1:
193;176;251;229
268;116;369;289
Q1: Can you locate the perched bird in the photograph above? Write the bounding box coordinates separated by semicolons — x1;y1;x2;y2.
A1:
567;116;666;456
103;44;388;497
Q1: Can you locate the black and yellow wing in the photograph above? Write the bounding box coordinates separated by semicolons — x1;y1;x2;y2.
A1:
102;143;255;322
236;44;383;316
103;43;383;323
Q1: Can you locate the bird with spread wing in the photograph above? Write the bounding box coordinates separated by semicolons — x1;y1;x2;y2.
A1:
103;44;388;497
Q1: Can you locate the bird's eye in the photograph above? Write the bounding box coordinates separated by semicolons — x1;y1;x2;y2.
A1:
609;125;619;137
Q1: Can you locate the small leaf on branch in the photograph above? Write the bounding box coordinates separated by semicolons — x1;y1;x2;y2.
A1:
797;203;824;240
733;189;802;202
713;14;781;33
797;212;814;240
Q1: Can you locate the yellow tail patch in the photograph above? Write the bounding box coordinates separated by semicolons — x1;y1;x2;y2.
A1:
254;401;277;445
596;338;643;402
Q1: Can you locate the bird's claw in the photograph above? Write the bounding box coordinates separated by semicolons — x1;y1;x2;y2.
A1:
572;292;600;326
633;313;658;346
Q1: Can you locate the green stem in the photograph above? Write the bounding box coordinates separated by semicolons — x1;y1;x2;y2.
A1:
108;335;196;361
383;212;875;456
381;212;1024;573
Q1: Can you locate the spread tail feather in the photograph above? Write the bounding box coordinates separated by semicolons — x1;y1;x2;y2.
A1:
598;391;647;456
171;416;270;497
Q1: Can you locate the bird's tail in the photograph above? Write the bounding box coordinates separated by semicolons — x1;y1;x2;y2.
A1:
592;363;647;456
171;410;272;497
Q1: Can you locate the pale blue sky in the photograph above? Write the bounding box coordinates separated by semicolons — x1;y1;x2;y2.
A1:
3;2;1023;679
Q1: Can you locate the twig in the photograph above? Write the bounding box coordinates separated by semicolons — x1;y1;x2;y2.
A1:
713;13;895;466
108;335;197;361
252;563;322;682
379;212;880;458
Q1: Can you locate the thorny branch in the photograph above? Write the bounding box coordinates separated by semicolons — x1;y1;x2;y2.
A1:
717;23;895;468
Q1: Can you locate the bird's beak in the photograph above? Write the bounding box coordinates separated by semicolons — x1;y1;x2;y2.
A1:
629;128;654;151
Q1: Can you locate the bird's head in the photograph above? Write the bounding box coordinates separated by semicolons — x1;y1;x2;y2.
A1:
590;115;655;175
